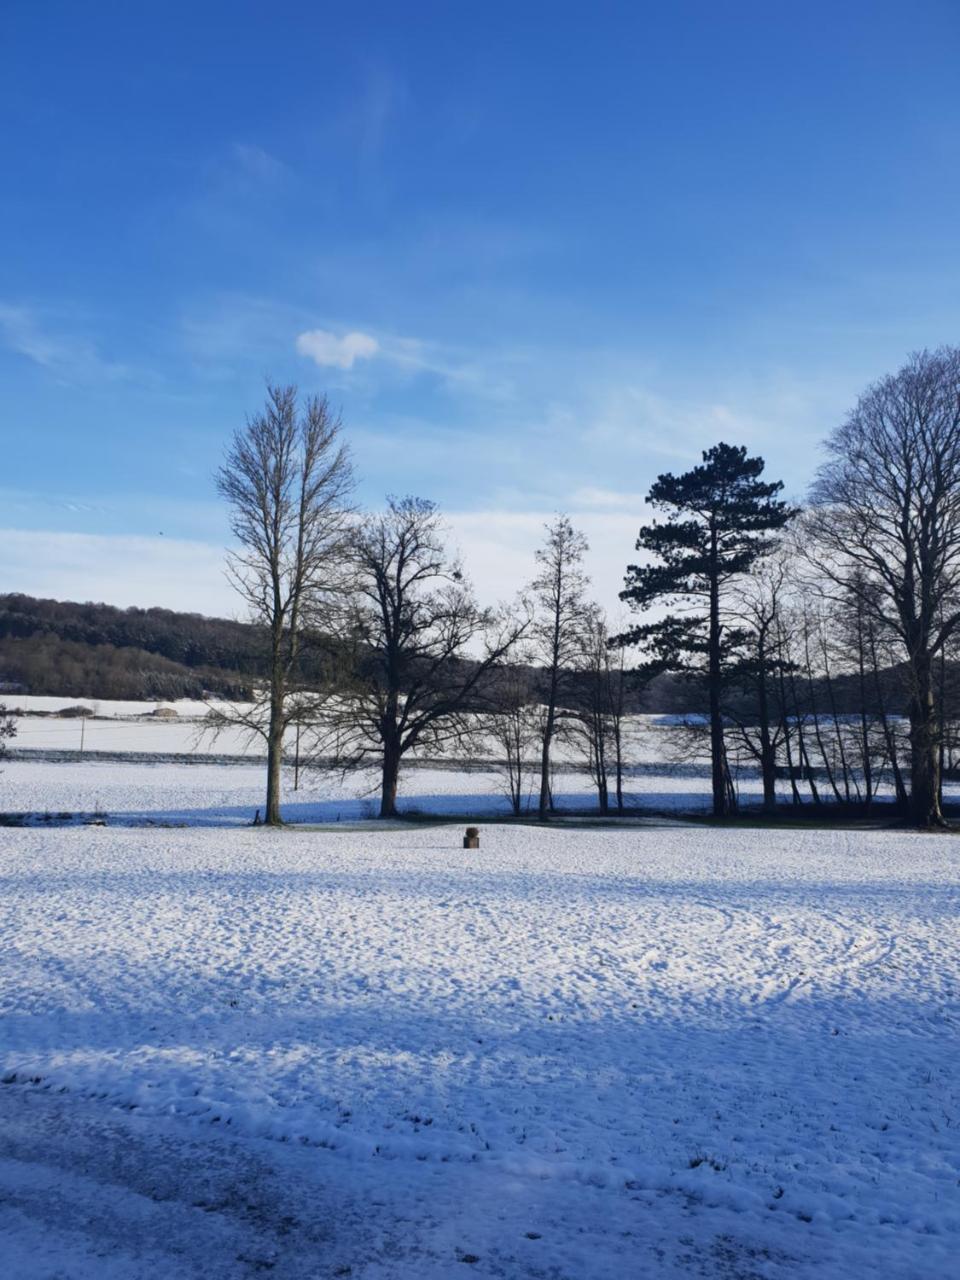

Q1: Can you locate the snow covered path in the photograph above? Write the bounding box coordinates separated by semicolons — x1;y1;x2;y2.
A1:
2;823;958;1277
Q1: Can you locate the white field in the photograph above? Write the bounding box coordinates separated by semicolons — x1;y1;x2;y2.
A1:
4;694;943;818
2;694;759;819
1;704;958;1277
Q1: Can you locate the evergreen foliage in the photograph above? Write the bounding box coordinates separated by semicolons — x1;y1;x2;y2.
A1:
615;442;795;816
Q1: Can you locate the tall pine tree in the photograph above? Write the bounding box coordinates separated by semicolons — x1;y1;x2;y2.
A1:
616;443;794;817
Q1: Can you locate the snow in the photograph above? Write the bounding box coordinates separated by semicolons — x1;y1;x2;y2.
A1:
7;696;261;758
2;815;958;1277
6;695;681;766
4;695;222;718
7;697;949;824
4;752;957;830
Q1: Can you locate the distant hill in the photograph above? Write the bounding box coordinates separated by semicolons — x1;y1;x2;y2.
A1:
0;592;661;710
0;594;269;700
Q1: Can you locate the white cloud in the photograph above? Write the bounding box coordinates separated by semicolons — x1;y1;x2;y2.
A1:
296;328;380;370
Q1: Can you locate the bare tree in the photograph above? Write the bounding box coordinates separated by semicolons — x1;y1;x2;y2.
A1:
530;516;591;820
607;632;632;813
572;607;633;814
0;704;17;765
214;384;354;825
482;660;539;816
807;347;960;827
725;557;792;813
314;497;528;817
832;573;898;811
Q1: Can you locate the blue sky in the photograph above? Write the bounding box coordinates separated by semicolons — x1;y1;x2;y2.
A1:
2;1;959;616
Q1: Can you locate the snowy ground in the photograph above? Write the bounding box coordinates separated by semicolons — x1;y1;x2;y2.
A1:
2;819;958;1277
5;696;943;819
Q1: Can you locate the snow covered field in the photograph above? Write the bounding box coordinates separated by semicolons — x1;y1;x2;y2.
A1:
1;692;764;820
0;755;750;824
6;696;262;759
2;818;958;1277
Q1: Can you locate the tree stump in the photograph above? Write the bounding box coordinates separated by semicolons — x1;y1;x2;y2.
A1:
463;826;480;849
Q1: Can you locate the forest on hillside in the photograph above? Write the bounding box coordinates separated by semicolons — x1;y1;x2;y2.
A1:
0;595;262;699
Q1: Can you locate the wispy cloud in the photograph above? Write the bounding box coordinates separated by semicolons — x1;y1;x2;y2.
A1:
0;302;131;384
186;291;830;515
570;486;650;511
231;142;286;185
345;64;408;174
579;385;746;464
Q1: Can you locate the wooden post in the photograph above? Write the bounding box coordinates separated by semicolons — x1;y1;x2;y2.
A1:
463;826;480;849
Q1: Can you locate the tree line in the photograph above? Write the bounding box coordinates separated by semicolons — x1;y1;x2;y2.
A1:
215;348;960;829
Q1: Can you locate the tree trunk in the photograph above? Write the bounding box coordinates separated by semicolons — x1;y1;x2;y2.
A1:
869;628;908;811
908;659;944;827
708;548;730;817
264;693;284;825
856;613;873;810
803;628;843;804
614;721;624;814
756;645;776;813
820;631;856;803
760;742;777;812
538;720;553;821
786;662;820;804
937;639;947;813
510;752;522;815
593;724;609;815
380;743;400;818
776;649;802;806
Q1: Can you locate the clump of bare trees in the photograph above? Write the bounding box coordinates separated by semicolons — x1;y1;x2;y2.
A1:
610;355;960;828
806;347;960;827
716;563;904;815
